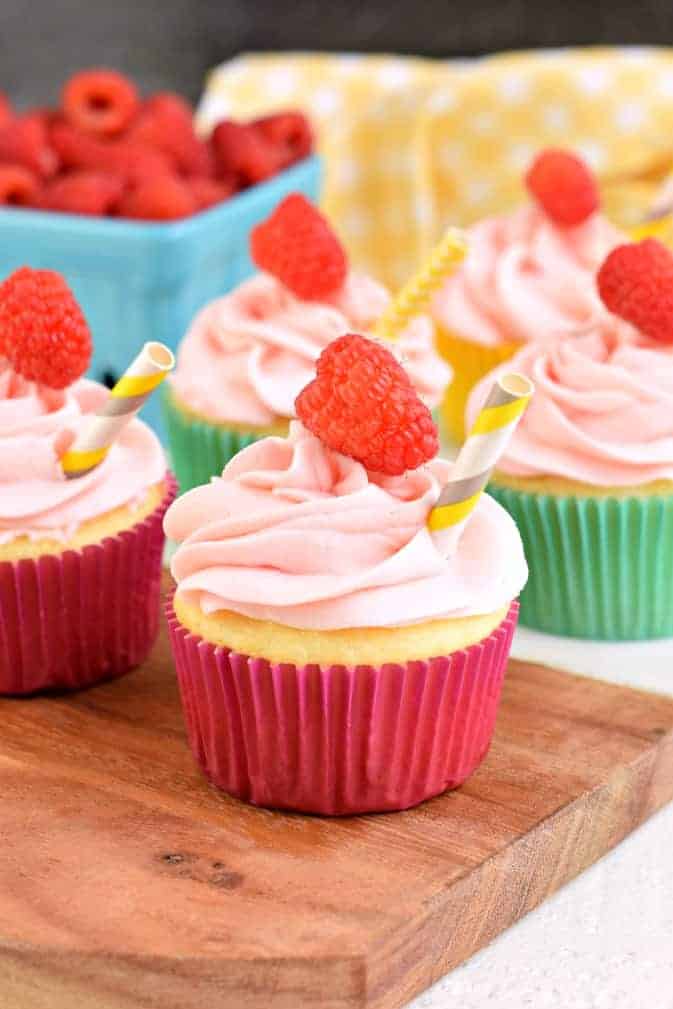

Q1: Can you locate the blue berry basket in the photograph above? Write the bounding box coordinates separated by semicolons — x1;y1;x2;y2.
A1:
0;154;321;436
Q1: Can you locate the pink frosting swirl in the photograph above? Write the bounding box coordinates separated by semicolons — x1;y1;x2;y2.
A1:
431;205;624;347
170;271;451;426
467;318;673;486
165;422;527;630
0;361;166;543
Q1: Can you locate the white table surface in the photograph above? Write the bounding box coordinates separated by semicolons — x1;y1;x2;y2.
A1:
407;630;673;1009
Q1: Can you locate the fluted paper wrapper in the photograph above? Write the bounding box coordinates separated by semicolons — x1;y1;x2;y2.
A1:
167;599;518;816
163;389;269;493
0;475;176;695
490;482;673;640
435;326;520;442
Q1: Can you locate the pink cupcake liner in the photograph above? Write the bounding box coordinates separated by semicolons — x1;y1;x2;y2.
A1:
166;598;518;815
0;474;177;696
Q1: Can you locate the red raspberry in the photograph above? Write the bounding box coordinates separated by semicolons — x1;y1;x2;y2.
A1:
61;68;140;137
295;333;439;475
189;175;236;211
128;93;214;177
50;121;172;185
0;164;39;207
117;174;196;221
0;267;92;388
0;114;58;179
38;170;125;215
251;193;347;299
211;120;281;185
525;148;599;227
253;111;313;168
0;92;12;129
597;238;673;344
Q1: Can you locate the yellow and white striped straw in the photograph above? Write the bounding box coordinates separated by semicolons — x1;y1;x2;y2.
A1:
373;227;467;341
428;372;534;551
61;341;174;479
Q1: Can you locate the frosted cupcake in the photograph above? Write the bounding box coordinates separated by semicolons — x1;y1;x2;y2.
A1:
469;237;673;639
164;193;450;492
0;267;175;694
165;333;526;815
432;149;624;440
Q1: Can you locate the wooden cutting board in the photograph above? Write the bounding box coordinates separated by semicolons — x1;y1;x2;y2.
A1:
1;582;673;1009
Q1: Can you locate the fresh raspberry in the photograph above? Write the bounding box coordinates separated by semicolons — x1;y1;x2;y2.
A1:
38;170;125;215
50;121;172;185
0;267;92;388
250;193;347;299
0;114;58;178
597;238;673;344
128;93;214;177
295;333;439;475
117;174;196;221
61;68;140;136
525;148;599;227
0;164;39;207
211;120;281;185
189;175;236;211
253;111;313;168
0;92;12;129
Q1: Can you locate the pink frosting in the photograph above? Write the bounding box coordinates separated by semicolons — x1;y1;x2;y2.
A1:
466;318;673;487
0;361;167;543
165;421;527;630
431;205;624;347
170;271;451;426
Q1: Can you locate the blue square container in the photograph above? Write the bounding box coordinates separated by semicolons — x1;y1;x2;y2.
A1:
0;154;321;435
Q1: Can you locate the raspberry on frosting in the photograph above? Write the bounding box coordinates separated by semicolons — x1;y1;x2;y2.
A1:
0;266;92;388
250;193;348;300
597;238;673;345
296;332;439;476
525;148;600;227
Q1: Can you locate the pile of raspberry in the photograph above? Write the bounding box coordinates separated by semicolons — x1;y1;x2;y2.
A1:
0;69;313;221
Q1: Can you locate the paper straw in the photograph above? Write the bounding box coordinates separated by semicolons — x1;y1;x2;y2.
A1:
428;372;534;550
61;341;175;479
373;227;467;341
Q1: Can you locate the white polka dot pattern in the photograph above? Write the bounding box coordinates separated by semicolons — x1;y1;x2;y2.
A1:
197;48;673;288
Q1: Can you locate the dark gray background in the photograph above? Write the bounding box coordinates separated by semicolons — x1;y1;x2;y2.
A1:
0;0;670;107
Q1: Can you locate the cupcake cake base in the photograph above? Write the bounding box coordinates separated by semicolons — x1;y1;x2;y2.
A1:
0;475;177;695
167;597;518;816
489;478;673;640
163;388;289;493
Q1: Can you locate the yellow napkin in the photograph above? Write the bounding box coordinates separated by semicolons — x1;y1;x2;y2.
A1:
198;47;673;287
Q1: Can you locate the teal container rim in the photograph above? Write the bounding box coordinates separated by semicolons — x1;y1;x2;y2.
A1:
0;154;321;243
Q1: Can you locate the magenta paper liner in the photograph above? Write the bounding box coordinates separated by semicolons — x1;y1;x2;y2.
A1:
166;599;518;816
0;474;177;696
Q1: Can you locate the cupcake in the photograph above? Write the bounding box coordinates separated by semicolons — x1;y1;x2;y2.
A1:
431;148;625;441
165;333;526;815
164;193;451;492
468;236;673;640
0;267;175;695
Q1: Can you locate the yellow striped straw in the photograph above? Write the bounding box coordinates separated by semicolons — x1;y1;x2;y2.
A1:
61;341;174;479
631;214;673;243
373;227;467;341
428;372;534;551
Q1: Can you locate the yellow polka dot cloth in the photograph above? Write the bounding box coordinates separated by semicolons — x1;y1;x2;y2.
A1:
198;47;673;289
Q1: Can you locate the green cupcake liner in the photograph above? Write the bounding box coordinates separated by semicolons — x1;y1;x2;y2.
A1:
162;390;266;494
488;482;673;640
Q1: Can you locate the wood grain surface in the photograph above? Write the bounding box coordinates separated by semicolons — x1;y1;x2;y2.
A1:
1;579;672;1009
